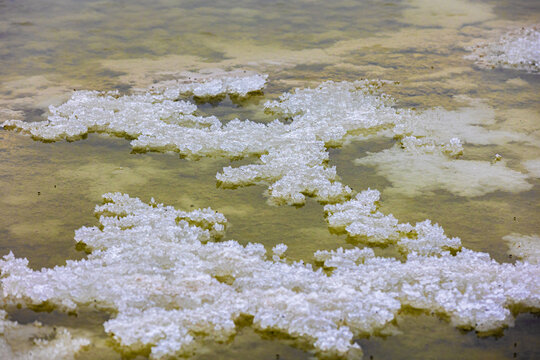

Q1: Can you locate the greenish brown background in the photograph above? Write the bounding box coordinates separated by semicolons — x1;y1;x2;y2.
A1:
0;0;539;358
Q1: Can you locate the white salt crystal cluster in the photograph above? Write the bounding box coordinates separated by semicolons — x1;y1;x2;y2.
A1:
0;310;89;359
324;189;461;255
173;73;269;97
465;25;540;73
1;195;538;358
503;233;540;264
2;78;404;205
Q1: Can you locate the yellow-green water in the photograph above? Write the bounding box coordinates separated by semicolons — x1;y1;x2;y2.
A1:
0;0;539;358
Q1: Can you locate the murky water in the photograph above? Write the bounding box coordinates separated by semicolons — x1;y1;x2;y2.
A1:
1;0;539;358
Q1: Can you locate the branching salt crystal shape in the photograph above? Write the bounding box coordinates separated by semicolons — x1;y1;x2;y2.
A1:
324;188;461;255
1;194;538;358
465;25;540;73
3;78;402;206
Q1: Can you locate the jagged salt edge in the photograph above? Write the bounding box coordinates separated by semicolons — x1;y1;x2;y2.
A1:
0;310;89;360
2;79;403;206
0;194;538;358
324;188;461;255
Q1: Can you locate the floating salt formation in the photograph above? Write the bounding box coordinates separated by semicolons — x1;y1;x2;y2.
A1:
1;194;538;358
0;310;89;359
1;77;402;205
523;158;540;178
324;188;461;255
2;76;534;202
503;233;540;264
465;25;540;73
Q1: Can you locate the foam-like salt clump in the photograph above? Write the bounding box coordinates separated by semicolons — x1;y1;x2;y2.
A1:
2;78;404;205
1;194;538;358
503;233;540;264
173;73;269;97
0;310;89;359
324;189;461;255
465;25;540;73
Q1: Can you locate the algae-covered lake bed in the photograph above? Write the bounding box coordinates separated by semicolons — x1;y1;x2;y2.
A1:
0;0;539;359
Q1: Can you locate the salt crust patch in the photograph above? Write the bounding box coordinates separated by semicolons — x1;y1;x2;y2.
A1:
355;138;532;197
1;194;538;358
3;75;534;202
503;233;540;264
2;77;406;206
0;310;89;359
465;25;540;73
324;189;461;255
396;97;537;147
523;159;540;178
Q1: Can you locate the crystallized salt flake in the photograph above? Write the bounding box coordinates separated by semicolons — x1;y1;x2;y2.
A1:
1;195;538;358
264;80;399;144
398;220;461;256
4;77;377;206
0;310;89;359
272;244;288;257
324;189;460;255
465;25;540;73
324;189;403;244
175;73;268;97
503;233;540;264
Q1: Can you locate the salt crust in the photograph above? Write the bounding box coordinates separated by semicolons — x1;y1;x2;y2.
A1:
1;194;538;358
503;233;540;264
0;310;89;359
324;189;461;255
355;136;533;197
2;76;534;202
1;77;404;205
465;25;540;73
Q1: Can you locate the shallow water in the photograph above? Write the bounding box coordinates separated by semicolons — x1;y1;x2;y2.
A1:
0;0;539;358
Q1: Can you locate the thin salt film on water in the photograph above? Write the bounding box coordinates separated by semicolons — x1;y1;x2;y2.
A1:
1;195;538;358
355;136;533;197
2;76;534;202
503;233;540;264
0;310;89;360
1;78;403;205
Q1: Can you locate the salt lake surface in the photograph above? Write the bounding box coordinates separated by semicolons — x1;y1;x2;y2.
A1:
0;0;539;359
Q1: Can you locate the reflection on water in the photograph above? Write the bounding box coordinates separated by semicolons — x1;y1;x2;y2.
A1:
0;0;539;358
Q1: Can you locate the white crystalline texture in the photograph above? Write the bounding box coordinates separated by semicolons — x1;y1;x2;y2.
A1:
523;158;540;178
3;79;401;205
324;189;461;255
466;25;540;73
0;310;89;360
503;233;540;264
1;195;538;358
264;80;400;144
175;73;268;97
